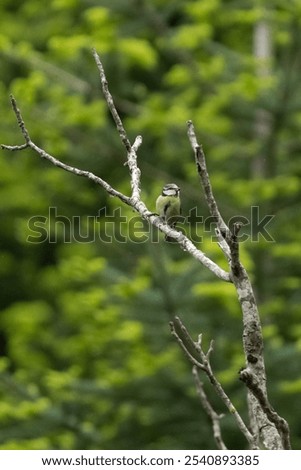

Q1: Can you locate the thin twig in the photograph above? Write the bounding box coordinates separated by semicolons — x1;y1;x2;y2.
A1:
187;121;230;241
187;120;242;276
93;49;143;204
92;48;132;153
187;120;243;277
192;366;227;450
10;94;31;143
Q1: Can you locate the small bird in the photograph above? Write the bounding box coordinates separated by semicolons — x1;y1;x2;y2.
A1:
156;183;181;241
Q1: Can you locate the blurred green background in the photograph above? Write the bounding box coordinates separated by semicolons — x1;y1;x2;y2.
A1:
0;0;301;450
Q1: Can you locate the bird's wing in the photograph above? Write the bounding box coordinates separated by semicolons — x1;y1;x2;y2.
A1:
163;201;171;218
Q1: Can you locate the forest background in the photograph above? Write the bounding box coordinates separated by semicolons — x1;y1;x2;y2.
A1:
0;0;301;450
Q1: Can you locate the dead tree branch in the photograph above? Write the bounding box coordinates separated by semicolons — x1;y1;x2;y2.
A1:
170;316;257;449
187;122;230;242
240;368;291;449
186;122;289;449
192;366;227;450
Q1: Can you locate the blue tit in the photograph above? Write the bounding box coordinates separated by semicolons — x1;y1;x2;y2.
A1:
156;183;181;234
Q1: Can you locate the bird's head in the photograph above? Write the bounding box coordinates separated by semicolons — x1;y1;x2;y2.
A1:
162;183;180;197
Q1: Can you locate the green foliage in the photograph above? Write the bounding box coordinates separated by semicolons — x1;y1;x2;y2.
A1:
1;0;301;450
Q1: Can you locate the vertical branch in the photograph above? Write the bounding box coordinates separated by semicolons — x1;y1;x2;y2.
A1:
92;48;132;153
187;121;230;239
93;49;142;204
127;135;142;204
186;121;288;449
227;222;243;276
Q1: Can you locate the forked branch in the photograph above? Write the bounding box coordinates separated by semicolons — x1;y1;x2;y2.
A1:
170;316;257;449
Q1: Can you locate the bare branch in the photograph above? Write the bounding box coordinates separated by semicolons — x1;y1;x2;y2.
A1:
1;143;28;151
10;94;31;143
228;222;243;276
170;316;257;449
170;319;206;371
92;48;132;153
1;95;30;150
187;122;245;274
187;121;245;277
186;122;288;448
215;228;231;262
93;49;144;204
179;237;231;282
240;368;291;450
1;96;132;206
187;120;230;241
192;366;227;450
127;135;142;204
